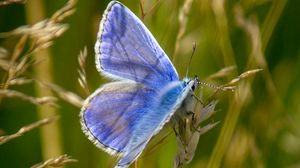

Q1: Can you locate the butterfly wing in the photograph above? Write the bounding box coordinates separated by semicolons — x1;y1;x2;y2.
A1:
95;1;179;88
85;1;190;167
80;81;157;155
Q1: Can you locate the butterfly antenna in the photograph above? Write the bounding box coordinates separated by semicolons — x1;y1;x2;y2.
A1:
198;81;235;92
185;42;196;78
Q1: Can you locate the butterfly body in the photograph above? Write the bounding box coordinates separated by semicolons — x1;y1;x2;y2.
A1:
80;1;199;167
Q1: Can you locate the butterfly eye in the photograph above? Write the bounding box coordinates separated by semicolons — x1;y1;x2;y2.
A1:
194;75;200;89
191;85;196;91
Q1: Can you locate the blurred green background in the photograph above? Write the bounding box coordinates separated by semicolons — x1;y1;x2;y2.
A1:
0;0;299;167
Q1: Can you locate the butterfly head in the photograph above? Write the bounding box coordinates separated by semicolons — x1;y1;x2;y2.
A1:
183;75;200;92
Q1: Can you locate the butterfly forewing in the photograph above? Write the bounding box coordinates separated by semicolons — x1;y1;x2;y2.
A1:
95;1;179;88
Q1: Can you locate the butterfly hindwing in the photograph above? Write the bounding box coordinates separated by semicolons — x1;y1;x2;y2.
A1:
80;81;157;155
95;1;179;88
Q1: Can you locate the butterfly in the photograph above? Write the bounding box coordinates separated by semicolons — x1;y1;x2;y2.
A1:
80;1;199;168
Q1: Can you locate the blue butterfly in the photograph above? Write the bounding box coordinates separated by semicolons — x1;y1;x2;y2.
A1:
80;1;199;167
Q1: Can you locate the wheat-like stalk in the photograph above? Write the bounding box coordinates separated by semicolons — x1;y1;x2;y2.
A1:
138;0;161;21
174;98;219;168
31;154;77;168
205;66;236;81
77;47;90;96
0;0;26;6
0;116;58;145
0;0;79;167
38;80;83;108
0;0;77;103
172;0;194;65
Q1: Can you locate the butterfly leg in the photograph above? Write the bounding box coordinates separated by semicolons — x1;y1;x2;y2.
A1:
173;124;179;136
191;93;203;104
179;110;201;133
173;121;187;146
189;111;202;133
